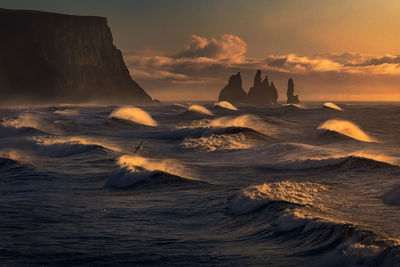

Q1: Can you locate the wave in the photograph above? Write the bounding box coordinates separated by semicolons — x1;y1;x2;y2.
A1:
260;155;395;171
53;109;80;116
109;106;158;127
182;133;253;151
323;102;343;111
228;182;400;266
214;101;238;111
383;183;400;206
317;119;378;143
32;136;120;157
187;105;214;116
106;155;202;188
1;114;57;135
228;181;327;215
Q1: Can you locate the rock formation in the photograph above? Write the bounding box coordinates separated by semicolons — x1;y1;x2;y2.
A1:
0;8;152;104
247;70;278;105
218;72;247;104
286;78;300;104
270;82;278;104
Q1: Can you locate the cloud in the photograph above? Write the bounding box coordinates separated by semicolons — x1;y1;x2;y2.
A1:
175;34;247;62
124;34;400;101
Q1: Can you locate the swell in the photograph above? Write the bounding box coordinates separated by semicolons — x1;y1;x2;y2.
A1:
106;155;208;189
259;155;395;171
227;182;400;266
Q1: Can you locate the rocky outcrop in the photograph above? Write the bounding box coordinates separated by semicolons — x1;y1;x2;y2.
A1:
0;8;152;104
286;78;300;104
218;72;247;104
247;70;279;105
270;82;278;104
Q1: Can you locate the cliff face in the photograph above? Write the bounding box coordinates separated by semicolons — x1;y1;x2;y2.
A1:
286;78;300;104
218;72;247;104
0;8;152;104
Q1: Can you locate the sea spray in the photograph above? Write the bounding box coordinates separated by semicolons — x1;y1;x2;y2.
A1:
318;119;378;143
109;106;158;126
188;105;214;116
323;102;343;111
214;101;238;111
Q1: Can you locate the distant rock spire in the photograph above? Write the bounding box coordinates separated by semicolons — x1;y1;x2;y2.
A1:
218;72;247;104
270;82;278;104
286;78;300;104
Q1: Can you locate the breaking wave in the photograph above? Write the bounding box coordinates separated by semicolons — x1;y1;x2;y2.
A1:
228;181;327;215
182;133;253;151
106;155;202;188
1;114;58;134
31;136;119;157
53;109;80;116
187;105;214;116
318;119;378;143
323;102;343;111
228;182;400;266
214;101;238;111
109;106;158;127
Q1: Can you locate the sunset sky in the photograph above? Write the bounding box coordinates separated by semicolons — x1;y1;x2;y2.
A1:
3;0;400;101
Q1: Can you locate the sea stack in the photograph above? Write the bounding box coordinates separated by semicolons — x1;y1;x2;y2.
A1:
270;82;278;104
286;78;300;104
247;70;278;105
0;8;153;104
218;72;247;104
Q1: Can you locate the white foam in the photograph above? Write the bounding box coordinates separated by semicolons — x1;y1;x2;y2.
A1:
214;101;238;111
53;109;80;116
1;114;59;134
318;119;378;143
228;181;327;215
109;106;158;127
323;102;343;111
187;105;214;116
182;133;252;151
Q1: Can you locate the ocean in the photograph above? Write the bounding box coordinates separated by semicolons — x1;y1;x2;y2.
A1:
1;101;399;266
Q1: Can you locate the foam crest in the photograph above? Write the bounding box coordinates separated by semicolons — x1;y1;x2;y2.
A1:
214;101;238;111
182;133;252;151
117;155;189;178
187;105;213;116
318;119;378;143
209;115;273;136
53;109;80;116
1;113;61;134
323;102;343;111
109;106;158;127
33;136;123;153
228;181;327;215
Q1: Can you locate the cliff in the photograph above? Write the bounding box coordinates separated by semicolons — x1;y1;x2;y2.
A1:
0;8;152;104
247;70;278;105
286;78;300;104
218;72;247;104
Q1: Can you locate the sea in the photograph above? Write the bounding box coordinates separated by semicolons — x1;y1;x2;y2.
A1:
1;101;399;266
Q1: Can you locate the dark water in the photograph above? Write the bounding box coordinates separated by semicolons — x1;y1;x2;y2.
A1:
1;101;400;266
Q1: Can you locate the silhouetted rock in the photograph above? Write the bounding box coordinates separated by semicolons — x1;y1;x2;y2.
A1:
0;8;152;104
247;70;278;105
270;82;278;104
286;78;300;104
218;72;247;104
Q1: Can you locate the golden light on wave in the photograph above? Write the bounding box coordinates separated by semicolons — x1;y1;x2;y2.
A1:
318;119;378;143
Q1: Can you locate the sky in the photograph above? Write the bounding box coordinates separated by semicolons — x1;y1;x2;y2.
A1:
2;0;400;101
